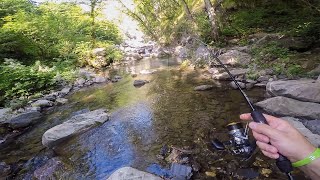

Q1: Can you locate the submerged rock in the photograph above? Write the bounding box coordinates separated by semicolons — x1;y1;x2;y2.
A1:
194;85;214;91
107;167;162;180
170;163;193;180
33;157;64;180
133;80;149;87
42;109;109;148
256;96;320;119
267;80;320;103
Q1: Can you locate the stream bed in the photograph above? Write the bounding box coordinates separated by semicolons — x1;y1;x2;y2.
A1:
0;58;307;179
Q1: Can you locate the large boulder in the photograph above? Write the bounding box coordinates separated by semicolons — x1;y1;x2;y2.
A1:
282;117;320;147
106;167;162;180
267;80;320;103
256;96;320;119
4;111;42;129
212;68;249;80
42;109;109;148
217;50;252;66
278;36;312;52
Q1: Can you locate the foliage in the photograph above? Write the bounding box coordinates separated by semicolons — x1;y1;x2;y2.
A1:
0;1;123;106
220;1;320;39
251;41;307;77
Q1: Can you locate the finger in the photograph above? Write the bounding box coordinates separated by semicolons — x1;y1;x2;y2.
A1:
240;113;252;121
252;131;270;143
240;113;286;127
249;122;282;139
256;141;278;154
261;150;279;159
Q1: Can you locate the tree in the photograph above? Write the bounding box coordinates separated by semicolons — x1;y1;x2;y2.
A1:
76;0;106;46
204;0;220;41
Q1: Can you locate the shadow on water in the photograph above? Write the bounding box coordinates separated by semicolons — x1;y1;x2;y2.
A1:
0;57;307;179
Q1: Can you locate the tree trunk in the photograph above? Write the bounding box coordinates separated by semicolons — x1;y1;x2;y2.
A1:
180;0;193;20
204;0;219;41
90;0;97;47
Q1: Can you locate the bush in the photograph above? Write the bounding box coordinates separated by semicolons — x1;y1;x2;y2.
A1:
0;59;77;106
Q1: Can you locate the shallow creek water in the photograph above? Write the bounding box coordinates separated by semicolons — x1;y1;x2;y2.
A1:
0;58;307;179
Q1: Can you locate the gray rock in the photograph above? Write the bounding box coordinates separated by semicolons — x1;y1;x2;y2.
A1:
75;78;86;87
5;111;42;129
25;107;41;112
254;81;268;88
217;50;252;66
127;52;143;61
194;85;214;91
230;82;246;89
282;117;320;147
212;69;249;80
267;80;320;103
174;46;189;58
33;157;64;180
303;120;320;135
208;68;219;74
42;109;109;148
133;80;149;87
60;87;71;95
56;98;68;105
107;167;162;180
31;100;54;108
317;75;320;82
44;93;57;101
246;79;257;84
93;76;107;83
0;108;11;122
257;75;270;82
140;69;157;75
195;45;211;61
246;83;255;90
256;96;320;119
170;163;193;180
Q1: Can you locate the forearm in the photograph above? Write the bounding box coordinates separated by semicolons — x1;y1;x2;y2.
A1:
299;158;320;180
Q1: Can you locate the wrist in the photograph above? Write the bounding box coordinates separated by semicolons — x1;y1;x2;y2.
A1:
290;144;316;163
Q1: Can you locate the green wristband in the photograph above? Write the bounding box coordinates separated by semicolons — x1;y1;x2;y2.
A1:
292;148;320;167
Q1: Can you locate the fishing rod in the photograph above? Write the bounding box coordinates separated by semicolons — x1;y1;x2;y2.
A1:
193;38;294;180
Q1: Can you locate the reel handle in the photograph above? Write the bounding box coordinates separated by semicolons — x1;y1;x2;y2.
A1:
251;110;293;174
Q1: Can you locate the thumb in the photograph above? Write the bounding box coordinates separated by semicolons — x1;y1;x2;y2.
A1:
249;122;282;140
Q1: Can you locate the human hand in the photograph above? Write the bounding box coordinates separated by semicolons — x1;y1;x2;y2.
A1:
240;113;316;162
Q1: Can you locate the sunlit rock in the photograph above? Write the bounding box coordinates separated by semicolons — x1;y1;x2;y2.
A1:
42;109;109;148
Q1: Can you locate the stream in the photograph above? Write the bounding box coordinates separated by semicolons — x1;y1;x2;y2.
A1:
0;57;307;179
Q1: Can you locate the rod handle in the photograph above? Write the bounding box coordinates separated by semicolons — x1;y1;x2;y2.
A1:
251;110;293;173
